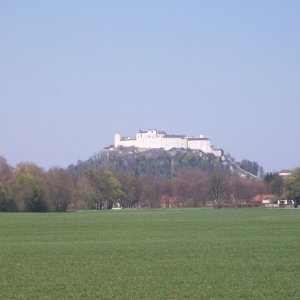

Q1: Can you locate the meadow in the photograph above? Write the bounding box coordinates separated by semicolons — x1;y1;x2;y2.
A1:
0;208;299;299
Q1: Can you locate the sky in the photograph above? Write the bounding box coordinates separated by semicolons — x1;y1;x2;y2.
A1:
0;1;299;172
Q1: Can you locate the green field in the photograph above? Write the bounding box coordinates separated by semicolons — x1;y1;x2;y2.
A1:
0;209;299;299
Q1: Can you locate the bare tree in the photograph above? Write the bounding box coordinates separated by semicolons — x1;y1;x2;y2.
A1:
208;172;228;208
46;168;74;211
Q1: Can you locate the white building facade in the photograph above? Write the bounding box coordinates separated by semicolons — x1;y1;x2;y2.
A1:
114;129;223;157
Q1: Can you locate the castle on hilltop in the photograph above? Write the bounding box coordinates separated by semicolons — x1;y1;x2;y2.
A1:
114;129;223;157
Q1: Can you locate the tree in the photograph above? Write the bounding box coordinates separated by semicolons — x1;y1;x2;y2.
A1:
285;169;300;206
84;169;124;209
175;168;209;207
76;175;97;209
138;175;159;208
264;173;283;198
0;156;16;211
85;169;106;209
115;172;138;208
14;163;49;212
15;172;48;212
208;172;228;208
173;178;193;207
46;168;74;212
104;171;125;208
230;176;266;205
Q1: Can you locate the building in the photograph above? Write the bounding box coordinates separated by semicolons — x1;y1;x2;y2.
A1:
278;170;293;178
114;129;223;157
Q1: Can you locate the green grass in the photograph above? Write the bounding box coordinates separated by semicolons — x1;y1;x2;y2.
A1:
0;208;300;299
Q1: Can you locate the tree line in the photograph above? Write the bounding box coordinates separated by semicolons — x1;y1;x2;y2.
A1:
1;153;300;212
0;156;73;212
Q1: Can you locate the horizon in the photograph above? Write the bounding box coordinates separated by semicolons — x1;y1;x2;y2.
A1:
1;128;295;174
1;1;299;172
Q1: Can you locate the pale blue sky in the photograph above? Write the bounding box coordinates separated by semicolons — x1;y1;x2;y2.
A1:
1;1;299;172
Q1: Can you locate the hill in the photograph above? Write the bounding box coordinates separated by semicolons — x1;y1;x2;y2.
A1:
67;147;260;180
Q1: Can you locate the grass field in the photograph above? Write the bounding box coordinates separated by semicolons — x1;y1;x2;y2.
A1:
0;208;299;299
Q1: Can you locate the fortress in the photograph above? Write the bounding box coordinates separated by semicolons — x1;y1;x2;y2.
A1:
114;129;223;157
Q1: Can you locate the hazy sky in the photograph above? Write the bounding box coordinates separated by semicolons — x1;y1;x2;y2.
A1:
1;1;299;172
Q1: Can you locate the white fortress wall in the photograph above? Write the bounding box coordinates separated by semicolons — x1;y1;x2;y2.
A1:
120;138;136;147
115;133;137;147
162;136;187;150
136;130;164;149
212;148;223;157
135;130;187;150
187;138;212;152
114;130;223;157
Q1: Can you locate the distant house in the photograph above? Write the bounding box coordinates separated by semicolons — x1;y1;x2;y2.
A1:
262;199;272;205
278;170;293;178
277;199;294;208
252;194;275;207
253;194;296;208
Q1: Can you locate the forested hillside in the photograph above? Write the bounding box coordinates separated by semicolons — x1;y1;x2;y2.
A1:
67;147;230;179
